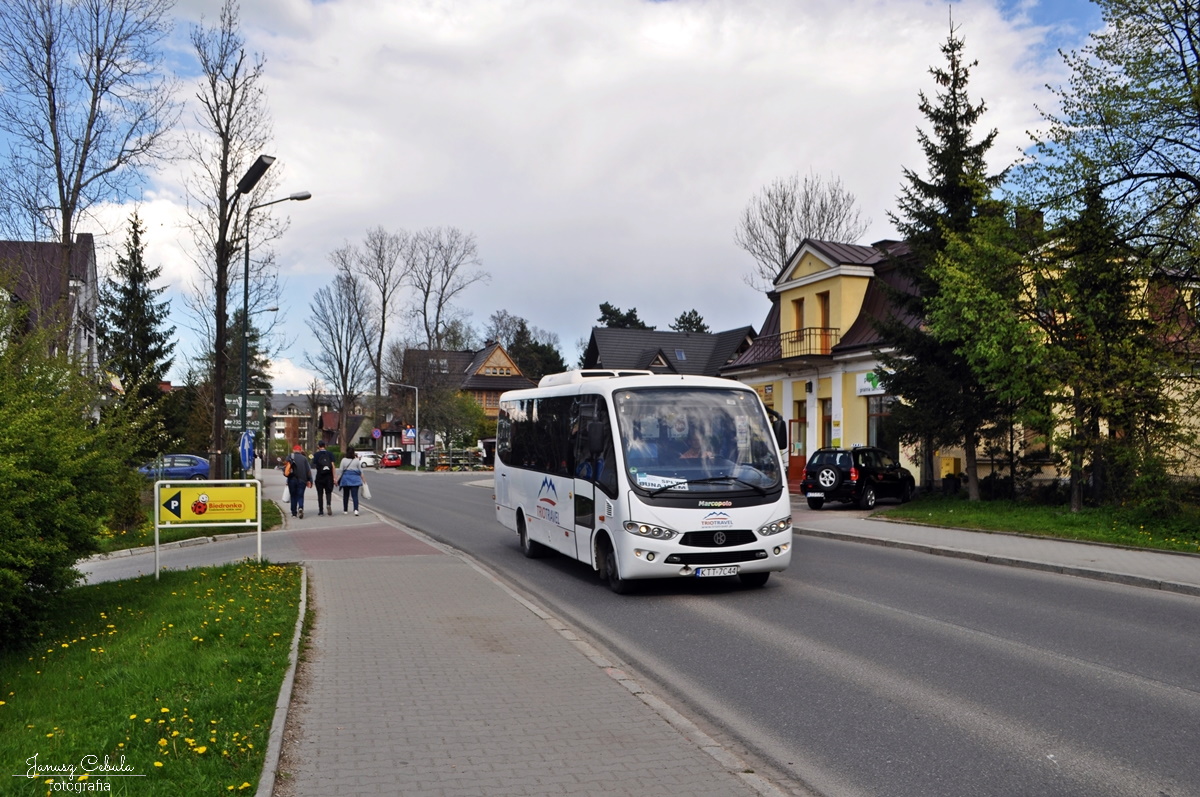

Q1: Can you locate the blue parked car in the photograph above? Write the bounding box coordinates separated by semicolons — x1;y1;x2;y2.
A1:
138;454;210;481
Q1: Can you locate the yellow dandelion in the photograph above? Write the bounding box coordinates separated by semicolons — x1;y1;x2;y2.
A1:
129;714;136;720
194;746;207;754
154;762;163;768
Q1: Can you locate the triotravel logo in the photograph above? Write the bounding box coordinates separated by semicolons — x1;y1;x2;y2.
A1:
536;477;561;526
700;511;733;529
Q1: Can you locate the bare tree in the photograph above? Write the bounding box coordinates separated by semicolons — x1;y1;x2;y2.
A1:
406;227;489;349
307;273;372;450
181;0;285;470
335;227;409;438
0;0;177;326
734;170;870;291
485;309;560;351
304;377;324;452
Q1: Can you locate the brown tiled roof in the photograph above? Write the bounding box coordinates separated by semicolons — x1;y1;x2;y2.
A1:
0;234;95;327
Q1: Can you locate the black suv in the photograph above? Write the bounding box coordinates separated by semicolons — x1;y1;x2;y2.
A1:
800;446;915;510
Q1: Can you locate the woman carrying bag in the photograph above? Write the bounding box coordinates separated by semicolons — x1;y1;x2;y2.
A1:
337;446;366;516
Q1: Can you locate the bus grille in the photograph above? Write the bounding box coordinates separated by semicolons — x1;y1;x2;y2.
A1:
680;529;757;547
667;550;768;565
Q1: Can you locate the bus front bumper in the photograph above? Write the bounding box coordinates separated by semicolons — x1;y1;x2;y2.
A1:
617;539;793;579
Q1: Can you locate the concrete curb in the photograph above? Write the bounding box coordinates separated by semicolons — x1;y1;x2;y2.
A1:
256;563;308;797
795;527;1200;597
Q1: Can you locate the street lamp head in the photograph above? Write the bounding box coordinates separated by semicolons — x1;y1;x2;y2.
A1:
237;154;275;195
289;191;312;201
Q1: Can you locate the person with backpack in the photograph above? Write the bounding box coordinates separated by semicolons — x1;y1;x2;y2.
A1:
336;445;365;516
311;440;337;516
285;444;313;519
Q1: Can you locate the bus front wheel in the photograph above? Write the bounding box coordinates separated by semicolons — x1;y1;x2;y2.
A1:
518;516;544;559
600;538;631;595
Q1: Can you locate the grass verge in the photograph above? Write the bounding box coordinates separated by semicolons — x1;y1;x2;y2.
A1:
0;561;301;795
878;493;1200;554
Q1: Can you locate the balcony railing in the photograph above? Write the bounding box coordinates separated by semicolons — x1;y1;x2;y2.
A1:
733;327;840;366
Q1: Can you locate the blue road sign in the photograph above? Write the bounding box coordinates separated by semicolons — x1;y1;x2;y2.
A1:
239;429;256;471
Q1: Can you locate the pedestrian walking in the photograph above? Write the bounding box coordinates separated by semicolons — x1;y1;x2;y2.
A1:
311;440;337;515
285;444;313;519
337;446;365;516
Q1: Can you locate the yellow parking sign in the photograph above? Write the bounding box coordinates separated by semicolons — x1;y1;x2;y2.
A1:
157;482;259;524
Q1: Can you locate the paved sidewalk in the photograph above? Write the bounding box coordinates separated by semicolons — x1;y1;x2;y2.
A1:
790;499;1200;596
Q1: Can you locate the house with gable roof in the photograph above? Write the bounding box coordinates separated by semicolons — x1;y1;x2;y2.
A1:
581;325;756;377
0;233;99;373
403;340;536;421
720;238;920;486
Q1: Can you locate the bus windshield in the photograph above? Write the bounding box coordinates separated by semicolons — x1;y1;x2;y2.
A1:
613;386;782;495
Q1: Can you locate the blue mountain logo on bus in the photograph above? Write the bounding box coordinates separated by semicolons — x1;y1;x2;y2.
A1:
536;478;561;526
700;511;733;529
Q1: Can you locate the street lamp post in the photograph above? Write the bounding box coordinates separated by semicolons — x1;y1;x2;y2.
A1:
388;382;420;464
236;160;310;474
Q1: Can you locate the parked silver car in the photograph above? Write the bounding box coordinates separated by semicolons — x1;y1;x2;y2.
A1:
356;451;380;468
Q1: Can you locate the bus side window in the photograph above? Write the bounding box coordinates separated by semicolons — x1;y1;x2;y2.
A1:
594;401;617;496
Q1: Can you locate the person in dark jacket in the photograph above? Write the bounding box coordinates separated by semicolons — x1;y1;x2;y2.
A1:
311;440;337;515
285;444;313;519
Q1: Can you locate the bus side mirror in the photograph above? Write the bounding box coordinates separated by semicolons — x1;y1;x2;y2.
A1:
587;421;606;455
767;409;787;450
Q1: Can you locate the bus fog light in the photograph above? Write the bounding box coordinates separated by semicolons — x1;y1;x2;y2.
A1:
646;552;656;562
773;546;780;555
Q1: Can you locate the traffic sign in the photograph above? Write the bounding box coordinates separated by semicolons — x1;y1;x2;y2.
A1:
372;428;382;439
239;430;256;470
157;483;259;524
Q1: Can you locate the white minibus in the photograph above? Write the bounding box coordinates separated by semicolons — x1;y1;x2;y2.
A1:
494;370;793;592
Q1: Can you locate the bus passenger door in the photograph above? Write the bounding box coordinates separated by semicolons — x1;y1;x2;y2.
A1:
572;398;615;565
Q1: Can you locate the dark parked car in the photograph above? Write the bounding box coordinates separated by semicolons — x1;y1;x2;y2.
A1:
800;446;914;510
137;454;210;481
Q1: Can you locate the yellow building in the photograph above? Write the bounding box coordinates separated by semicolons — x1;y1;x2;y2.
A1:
721;239;920;487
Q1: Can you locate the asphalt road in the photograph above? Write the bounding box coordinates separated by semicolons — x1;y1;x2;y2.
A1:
83;471;1200;797
368;471;1200;797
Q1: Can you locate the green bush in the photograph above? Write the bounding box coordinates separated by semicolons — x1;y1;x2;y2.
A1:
0;317;145;650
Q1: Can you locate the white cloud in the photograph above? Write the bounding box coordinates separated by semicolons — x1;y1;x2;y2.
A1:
96;0;1093;389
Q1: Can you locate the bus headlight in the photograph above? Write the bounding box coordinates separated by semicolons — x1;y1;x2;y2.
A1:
623;521;679;540
758;516;792;536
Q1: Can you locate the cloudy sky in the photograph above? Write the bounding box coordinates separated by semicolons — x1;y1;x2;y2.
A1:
95;0;1103;390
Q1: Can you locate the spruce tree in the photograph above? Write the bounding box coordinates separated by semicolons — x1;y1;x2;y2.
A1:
876;24;1003;498
99;211;175;412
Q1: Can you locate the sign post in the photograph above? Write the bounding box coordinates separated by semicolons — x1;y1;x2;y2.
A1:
154;480;262;580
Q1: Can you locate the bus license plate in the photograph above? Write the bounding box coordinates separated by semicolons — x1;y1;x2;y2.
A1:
695;566;739;578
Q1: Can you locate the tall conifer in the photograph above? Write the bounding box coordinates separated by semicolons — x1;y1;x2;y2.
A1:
876;24;1003;498
99;211;175;409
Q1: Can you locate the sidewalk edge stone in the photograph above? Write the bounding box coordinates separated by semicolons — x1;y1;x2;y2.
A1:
255;563;307;797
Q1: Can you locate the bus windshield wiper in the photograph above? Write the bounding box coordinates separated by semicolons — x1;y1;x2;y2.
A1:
649;475;767;496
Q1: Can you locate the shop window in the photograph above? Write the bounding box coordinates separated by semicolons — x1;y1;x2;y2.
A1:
867;395;897;455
